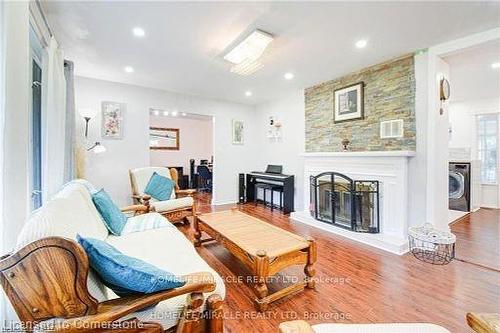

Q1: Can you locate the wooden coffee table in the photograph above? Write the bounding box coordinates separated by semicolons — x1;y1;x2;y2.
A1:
193;208;316;311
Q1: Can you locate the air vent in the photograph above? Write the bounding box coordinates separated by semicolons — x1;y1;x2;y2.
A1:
380;119;404;139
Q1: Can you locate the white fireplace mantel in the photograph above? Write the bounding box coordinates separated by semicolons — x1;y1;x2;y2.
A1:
300;151;416;157
291;151;415;255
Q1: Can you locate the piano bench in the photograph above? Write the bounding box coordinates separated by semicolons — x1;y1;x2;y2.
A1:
271;186;284;211
254;183;274;209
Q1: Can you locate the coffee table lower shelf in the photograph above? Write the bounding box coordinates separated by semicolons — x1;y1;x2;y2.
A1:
193;209;317;311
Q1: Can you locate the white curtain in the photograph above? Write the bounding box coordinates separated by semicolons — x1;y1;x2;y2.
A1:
42;36;67;199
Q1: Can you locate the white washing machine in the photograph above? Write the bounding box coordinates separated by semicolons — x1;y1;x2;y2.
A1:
449;162;471;212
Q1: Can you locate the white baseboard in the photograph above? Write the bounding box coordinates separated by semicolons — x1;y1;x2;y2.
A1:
211;199;237;206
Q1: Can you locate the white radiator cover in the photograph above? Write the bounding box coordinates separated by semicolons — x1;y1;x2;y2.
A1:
290;151;416;255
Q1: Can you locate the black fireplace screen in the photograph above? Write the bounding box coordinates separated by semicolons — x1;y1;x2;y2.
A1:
309;172;380;233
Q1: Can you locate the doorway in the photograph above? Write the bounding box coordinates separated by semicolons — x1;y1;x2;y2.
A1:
443;39;500;271
148;109;214;205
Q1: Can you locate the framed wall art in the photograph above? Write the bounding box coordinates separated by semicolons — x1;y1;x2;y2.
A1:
334;82;364;123
232;119;244;145
101;101;125;139
149;127;180;150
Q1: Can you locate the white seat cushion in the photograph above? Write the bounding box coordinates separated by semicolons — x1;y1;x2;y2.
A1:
105;227;225;330
130;167;176;200
121;212;171;234
312;323;451;333
151;196;193;213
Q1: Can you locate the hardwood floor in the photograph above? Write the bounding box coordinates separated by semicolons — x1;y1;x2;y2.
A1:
451;208;500;271
183;193;499;333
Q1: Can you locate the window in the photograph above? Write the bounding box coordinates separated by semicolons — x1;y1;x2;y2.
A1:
477;114;498;184
29;26;44;209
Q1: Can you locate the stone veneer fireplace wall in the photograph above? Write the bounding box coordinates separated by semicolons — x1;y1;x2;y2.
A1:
293;54;418;255
305;55;416;152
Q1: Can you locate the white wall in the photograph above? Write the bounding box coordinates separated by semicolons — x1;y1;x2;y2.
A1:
448;102;475;153
255;90;305;211
150;115;213;172
2;0;30;322
75;76;258;206
2;1;30;252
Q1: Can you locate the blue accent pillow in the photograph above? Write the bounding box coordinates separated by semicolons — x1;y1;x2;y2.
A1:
92;189;128;235
77;235;185;295
144;172;174;201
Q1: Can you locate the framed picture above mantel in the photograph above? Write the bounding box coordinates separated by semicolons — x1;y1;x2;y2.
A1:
149;127;180;150
333;82;364;123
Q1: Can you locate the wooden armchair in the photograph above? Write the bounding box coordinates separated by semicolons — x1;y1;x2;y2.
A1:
0;237;223;333
129;167;197;224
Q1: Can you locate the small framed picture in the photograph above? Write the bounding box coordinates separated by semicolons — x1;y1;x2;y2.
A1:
334;82;364;123
149;127;180;150
232;119;244;145
101;101;125;139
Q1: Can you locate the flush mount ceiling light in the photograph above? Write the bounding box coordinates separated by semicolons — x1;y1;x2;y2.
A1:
124;66;134;73
171;110;178;116
492;62;500;69
132;27;145;37
153;110;160;116
224;29;273;76
284;72;294;80
355;39;368;49
245;91;253;97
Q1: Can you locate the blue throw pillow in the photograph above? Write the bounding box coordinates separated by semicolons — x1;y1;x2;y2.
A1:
77;235;185;295
92;189;128;235
144;172;174;201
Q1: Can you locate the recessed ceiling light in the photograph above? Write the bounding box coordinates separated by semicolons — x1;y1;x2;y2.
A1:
492;62;500;69
124;66;134;73
171;110;178;116
245;91;253;97
355;39;368;49
163;111;169;116
181;112;187;116
153;110;159;116
132;27;145;37
284;72;294;80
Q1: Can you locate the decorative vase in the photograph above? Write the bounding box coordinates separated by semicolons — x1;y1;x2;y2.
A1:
341;139;350;151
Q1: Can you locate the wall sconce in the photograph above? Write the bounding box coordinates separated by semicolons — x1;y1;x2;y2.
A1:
79;108;106;154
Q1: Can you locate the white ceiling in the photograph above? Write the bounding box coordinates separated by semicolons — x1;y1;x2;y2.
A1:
43;1;500;105
445;39;500;103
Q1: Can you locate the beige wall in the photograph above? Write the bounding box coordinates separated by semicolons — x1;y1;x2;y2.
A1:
149;115;213;172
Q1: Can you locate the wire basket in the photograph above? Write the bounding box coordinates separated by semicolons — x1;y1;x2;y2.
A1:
408;224;456;265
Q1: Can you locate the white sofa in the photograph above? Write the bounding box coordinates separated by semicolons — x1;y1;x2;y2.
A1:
15;179;225;331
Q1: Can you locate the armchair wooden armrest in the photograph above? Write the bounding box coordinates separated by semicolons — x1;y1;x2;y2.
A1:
131;194;151;208
467;312;500;333
0;237;222;333
121;204;150;215
279;320;315;333
176;189;197;197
